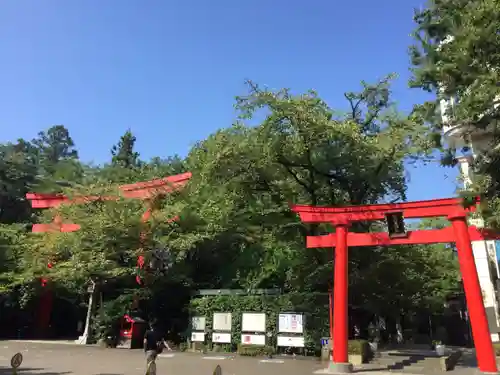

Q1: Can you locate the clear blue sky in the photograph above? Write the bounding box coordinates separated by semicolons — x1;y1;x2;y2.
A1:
0;0;458;201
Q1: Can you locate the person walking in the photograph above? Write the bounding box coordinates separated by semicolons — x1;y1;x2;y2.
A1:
144;324;171;375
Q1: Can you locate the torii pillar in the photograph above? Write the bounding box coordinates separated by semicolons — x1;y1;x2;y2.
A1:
332;219;351;372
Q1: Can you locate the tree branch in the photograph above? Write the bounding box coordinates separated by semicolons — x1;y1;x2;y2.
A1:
344;93;363;124
280;162;311;192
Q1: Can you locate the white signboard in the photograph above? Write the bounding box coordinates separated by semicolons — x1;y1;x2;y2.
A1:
277;335;305;347
191;332;205;342
212;332;232;343
242;313;266;332
213;313;232;331
278;313;304;333
241;334;266;345
192;316;206;331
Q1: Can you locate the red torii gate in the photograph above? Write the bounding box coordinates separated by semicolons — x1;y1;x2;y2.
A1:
291;197;500;374
26;172;192;335
27;171;191;232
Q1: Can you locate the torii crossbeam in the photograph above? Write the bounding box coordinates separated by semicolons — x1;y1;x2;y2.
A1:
26;171;192;232
292;197;500;375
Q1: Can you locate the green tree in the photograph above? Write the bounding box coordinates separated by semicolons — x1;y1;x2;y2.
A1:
32;125;78;168
410;0;500;226
12;79;461;341
161;78;441;315
22;178;187;341
351;217;460;316
0;141;39;223
111;130;140;169
25;187;144;289
147;155;187;176
0;224;29;292
30;125;83;191
32;125;78;163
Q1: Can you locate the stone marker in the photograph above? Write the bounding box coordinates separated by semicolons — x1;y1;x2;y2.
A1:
11;352;23;375
213;364;222;375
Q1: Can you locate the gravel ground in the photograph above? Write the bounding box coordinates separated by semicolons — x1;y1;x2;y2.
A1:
0;341;325;375
0;341;483;375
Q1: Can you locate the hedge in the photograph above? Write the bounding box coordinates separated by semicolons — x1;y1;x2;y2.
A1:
494;343;500;356
237;344;275;356
189;293;329;353
348;339;372;361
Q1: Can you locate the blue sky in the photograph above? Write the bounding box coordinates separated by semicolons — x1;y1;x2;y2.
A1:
0;0;458;201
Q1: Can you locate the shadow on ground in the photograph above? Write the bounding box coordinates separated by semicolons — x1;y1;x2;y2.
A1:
353;349;479;373
385;353;429;370
455;351;478;368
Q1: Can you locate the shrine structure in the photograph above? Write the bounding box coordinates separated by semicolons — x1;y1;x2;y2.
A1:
292;197;500;374
26;172;192;335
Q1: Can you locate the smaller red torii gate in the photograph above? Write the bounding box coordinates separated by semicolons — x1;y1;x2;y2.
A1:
292;197;500;374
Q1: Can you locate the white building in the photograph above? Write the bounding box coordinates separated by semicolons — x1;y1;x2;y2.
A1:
441;93;500;343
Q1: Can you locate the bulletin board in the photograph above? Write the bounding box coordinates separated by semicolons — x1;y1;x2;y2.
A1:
242;313;266;332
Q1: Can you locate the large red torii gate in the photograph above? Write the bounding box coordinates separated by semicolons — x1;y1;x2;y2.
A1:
26;172;192;336
292;197;500;374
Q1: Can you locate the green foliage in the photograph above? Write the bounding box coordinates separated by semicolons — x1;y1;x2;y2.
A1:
410;0;500;127
347;339;371;357
32;125;82;190
32;125;78;165
93;293;135;340
493;343;500;356
410;0;500;227
0;142;39;223
212;343;232;352
170;78;438;300
350;244;460;315
190;294;329;352
0;224;29;292
237;344;275;356
28;186;146;289
0;80;461;343
111;129;140;169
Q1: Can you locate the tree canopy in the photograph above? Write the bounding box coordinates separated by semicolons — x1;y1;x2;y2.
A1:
0;80;460;344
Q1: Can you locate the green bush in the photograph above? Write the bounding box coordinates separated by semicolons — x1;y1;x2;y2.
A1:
91;294;135;342
348;340;372;362
179;342;188;352
493;343;500;356
237;344;275;356
212;343;233;353
191;342;206;352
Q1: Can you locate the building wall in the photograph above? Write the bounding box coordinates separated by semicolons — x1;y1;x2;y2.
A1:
472;240;500;341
